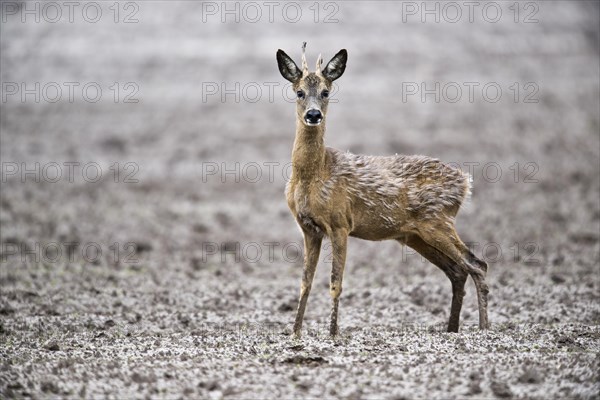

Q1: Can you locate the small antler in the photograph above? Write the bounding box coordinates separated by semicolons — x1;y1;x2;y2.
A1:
315;53;323;75
301;42;309;75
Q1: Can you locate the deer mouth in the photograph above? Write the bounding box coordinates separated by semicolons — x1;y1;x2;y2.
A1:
304;119;323;126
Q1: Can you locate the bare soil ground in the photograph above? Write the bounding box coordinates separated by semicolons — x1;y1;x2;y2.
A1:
1;1;599;398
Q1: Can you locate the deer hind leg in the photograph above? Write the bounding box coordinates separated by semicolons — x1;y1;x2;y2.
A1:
466;249;489;330
293;234;322;339
416;223;490;330
401;235;468;333
329;229;348;337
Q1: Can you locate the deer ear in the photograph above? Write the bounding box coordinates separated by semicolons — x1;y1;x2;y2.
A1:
322;49;347;82
277;49;302;83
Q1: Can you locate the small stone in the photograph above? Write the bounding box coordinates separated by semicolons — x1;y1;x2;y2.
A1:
518;368;543;384
198;380;220;391
133;241;153;253
282;355;327;365
43;340;60;351
469;371;481;381
278;302;295;312
490;380;513;398
104;319;116;328
468;380;482;395
192;224;210;234
40;381;60;394
131;371;156;384
557;335;575;347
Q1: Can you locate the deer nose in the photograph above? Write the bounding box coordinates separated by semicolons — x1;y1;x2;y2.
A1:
305;109;323;124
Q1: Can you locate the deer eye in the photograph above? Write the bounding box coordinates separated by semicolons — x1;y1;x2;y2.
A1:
322;90;329;98
296;90;305;99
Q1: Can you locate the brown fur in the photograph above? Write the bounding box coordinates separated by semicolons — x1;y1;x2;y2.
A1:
277;45;489;337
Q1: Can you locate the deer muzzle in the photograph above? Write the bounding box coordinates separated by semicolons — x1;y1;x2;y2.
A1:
304;109;323;126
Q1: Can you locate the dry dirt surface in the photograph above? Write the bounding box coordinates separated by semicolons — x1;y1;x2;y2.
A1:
1;1;599;399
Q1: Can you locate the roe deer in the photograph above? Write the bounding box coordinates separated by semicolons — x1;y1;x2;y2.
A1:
277;43;489;338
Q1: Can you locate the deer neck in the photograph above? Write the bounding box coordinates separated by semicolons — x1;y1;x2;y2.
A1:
291;121;326;182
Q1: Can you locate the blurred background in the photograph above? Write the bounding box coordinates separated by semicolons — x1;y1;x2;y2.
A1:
1;1;599;398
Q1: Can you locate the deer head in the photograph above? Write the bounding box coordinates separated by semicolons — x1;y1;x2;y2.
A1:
277;43;347;126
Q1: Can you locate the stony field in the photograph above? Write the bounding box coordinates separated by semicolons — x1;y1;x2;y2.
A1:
1;1;599;398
